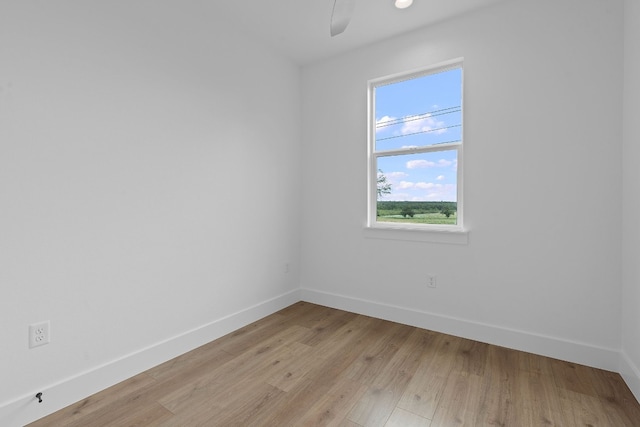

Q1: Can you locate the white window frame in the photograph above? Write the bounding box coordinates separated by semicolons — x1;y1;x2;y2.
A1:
367;58;465;235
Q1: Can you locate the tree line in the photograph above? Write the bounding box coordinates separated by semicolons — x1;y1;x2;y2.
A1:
377;201;457;218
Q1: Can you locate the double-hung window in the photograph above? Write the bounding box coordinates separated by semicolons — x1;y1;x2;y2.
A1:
368;59;464;231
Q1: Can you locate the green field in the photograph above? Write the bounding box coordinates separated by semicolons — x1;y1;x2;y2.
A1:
377;201;457;225
378;212;457;225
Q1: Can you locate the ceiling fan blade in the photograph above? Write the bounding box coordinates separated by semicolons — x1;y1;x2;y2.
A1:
330;0;355;37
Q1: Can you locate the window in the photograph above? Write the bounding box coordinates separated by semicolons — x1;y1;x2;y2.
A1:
367;59;463;231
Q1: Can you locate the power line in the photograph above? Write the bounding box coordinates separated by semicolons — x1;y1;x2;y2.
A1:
376;124;461;142
375;106;461;129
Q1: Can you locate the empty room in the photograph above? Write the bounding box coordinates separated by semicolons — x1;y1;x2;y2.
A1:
2;0;640;425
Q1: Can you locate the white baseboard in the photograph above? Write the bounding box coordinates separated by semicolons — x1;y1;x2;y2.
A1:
0;289;301;427
300;288;620;372
620;351;640;403
4;287;634;427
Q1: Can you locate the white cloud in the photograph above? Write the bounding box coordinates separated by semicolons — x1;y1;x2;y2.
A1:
401;114;447;136
437;175;445;181
415;182;442;190
406;159;435;169
406;159;454;169
376;116;396;133
380;192;411;201
387;171;408;179
437;159;453;167
391;181;445;191
383;183;457;202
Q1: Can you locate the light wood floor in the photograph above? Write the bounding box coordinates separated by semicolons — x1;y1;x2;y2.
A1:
28;302;640;426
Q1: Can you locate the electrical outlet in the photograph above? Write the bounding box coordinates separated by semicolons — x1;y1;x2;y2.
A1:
427;275;437;288
29;321;50;348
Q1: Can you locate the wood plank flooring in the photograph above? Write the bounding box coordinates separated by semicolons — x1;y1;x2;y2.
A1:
28;302;640;426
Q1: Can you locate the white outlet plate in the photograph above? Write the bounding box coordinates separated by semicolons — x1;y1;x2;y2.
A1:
29;321;50;348
427;275;437;288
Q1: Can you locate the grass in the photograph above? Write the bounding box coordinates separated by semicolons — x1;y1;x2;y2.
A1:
377;212;457;225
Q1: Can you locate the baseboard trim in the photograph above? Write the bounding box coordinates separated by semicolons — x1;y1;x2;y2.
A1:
620;351;640;403
300;288;620;372
0;289;301;427
4;287;633;426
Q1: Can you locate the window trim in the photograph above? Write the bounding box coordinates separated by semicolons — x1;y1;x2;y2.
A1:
367;58;465;234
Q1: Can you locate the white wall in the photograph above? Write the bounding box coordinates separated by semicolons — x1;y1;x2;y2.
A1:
300;0;624;369
0;1;301;424
3;0;637;424
622;0;640;400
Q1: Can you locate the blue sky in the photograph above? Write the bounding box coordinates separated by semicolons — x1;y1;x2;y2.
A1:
375;68;461;202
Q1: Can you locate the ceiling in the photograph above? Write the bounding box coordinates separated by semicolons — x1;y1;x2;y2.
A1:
203;0;507;65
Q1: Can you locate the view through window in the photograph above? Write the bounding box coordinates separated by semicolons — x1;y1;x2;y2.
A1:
369;60;463;229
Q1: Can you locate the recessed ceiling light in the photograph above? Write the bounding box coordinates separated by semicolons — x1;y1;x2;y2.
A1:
395;0;413;9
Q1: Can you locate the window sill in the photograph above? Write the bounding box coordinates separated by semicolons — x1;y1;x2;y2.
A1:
363;225;469;245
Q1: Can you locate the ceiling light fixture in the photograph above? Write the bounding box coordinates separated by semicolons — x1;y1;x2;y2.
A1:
395;0;413;9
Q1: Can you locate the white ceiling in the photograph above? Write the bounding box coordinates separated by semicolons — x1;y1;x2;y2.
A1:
203;0;507;65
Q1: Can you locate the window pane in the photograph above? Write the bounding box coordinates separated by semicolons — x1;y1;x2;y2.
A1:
375;68;462;152
376;150;458;225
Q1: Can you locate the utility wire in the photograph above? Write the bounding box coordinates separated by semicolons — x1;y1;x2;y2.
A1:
376;106;461;129
376;124;461;142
